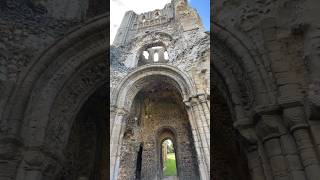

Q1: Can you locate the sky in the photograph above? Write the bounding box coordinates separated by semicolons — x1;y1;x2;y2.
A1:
110;0;210;44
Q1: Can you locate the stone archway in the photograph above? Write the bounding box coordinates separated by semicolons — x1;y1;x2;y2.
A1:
0;14;108;180
157;127;179;179
212;23;271;180
110;64;209;180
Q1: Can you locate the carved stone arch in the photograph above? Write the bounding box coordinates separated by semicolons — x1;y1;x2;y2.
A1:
44;58;107;152
1;14;108;150
212;36;253;124
111;64;197;112
213;21;277;109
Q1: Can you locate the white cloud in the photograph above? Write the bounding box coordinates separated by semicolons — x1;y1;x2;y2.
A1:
110;0;171;44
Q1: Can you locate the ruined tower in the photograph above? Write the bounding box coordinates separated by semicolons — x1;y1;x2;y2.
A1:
110;0;210;179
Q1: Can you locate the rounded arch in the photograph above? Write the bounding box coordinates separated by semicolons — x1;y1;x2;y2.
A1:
156;126;180;178
1;14;108;154
213;21;277;109
212;21;278;127
111;64;197;112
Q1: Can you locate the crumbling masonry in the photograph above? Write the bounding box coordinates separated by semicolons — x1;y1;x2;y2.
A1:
110;0;210;180
213;0;320;180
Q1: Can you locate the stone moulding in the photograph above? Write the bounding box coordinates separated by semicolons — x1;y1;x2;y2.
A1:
111;64;197;113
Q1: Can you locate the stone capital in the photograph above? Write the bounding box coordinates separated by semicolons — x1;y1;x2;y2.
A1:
22;149;61;174
110;105;117;113
252;104;281;120
183;100;191;108
197;93;208;103
115;107;129;116
233;118;257;144
255;114;287;142
283;106;309;132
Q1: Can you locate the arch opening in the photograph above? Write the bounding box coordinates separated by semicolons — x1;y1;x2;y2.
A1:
58;84;108;180
117;76;199;180
138;43;169;66
212;86;251;180
161;138;177;177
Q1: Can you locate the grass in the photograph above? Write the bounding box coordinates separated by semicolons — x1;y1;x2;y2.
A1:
163;153;177;176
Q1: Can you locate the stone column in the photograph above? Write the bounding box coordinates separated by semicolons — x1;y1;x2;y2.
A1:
283;106;320;180
190;97;210;169
198;94;210;127
236;124;269;180
110;106;117;134
280;133;306;180
184;99;209;180
147;48;155;62
157;48;165;62
246;145;266;180
110;108;127;180
256;114;290;180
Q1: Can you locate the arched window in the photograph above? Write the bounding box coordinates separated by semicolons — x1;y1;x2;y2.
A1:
161;139;177;177
154;52;159;62
164;51;169;60
143;51;149;59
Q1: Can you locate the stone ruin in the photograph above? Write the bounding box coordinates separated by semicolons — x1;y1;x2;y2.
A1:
213;0;320;180
110;0;210;179
1;0;320;180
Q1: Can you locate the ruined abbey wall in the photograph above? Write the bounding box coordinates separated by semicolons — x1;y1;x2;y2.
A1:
111;0;210;179
0;0;107;179
213;0;320;180
118;85;199;180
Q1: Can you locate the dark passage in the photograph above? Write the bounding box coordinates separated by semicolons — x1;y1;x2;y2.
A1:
136;144;143;179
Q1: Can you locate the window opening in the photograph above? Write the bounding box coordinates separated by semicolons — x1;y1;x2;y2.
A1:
143;51;149;59
154;53;159;62
164;51;169;60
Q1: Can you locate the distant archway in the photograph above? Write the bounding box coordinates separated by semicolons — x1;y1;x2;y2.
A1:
159;130;178;178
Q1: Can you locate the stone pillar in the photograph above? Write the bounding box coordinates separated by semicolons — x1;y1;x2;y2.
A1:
198;94;210;127
147;48;155;62
184;99;209;180
190;97;210;169
236;124;269;180
110;108;127;180
247;145;266;180
157;48;165;62
110;106;117;135
283;106;320;180
256;114;290;180
162;142;167;161
280;133;306;180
